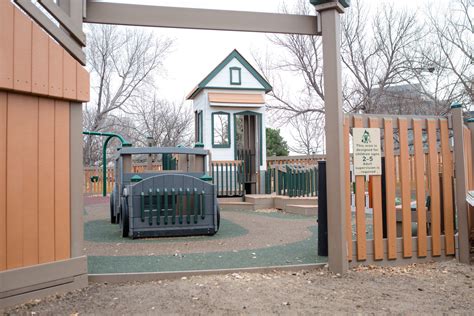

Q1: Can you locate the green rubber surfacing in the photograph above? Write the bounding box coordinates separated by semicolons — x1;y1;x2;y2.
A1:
88;226;325;274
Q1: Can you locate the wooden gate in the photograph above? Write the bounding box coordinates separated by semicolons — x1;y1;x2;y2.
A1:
343;113;470;265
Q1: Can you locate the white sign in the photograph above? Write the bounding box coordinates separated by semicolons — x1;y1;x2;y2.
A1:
353;128;382;176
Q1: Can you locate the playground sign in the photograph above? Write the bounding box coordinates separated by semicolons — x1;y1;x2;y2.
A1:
352;128;382;176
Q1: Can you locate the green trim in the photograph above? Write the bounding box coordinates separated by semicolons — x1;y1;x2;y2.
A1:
229;67;241;85
188;49;272;99
450;101;462;109
233;111;264;167
467;118;474;123
310;0;350;8
212;111;231;148
199;110;203;142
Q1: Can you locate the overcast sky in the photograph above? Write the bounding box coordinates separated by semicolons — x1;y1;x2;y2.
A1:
93;0;446;151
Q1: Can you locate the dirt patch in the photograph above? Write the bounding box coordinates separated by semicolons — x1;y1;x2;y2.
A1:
4;260;473;315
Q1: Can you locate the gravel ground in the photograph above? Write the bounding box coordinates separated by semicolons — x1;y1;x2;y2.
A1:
3;260;473;315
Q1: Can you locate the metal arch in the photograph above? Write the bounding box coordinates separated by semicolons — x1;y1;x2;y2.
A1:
83;131;132;196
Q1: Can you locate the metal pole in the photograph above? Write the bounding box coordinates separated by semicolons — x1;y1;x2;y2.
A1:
82;131;132;196
451;103;471;263
314;1;348;273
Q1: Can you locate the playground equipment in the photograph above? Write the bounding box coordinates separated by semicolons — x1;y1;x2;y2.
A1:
83;131;132;197
111;146;220;238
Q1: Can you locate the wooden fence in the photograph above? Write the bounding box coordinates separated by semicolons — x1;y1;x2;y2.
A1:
266;154;325;167
344;114;465;265
84;163;162;195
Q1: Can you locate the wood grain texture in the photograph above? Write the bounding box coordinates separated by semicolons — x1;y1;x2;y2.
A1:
0;3;89;102
353;116;366;261
439;119;454;255
76;63;90;102
344;117;352;260
368;117;383;260
0;93;7;271
32;23;49;95
383;118;397;259
6;94;27;269
13;9;32;92
0;1;14;89
427;119;441;256
38;98;56;263
208;93;265;104
413;119;427;257
21;96;39;267
48;39;63;98
63;52;77;100
398;118;412;258
54;101;70;260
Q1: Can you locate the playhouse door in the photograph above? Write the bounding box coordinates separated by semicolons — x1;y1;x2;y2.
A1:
235;113;259;194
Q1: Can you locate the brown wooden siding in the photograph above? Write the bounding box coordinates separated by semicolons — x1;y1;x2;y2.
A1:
0;1;89;102
0;91;71;271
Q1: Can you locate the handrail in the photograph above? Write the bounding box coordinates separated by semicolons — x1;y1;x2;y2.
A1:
83;131;132;196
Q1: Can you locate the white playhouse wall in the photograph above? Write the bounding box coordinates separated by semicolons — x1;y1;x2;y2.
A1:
194;90;267;172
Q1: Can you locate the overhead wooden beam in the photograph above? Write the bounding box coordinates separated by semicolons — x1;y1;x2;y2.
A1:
84;1;320;35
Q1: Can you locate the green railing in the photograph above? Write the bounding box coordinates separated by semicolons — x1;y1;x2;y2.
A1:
265;164;318;197
236;149;254;183
211;160;245;197
140;187;206;225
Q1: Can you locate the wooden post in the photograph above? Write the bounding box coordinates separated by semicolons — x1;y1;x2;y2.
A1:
467;119;474;256
314;2;348;274
451;103;470;264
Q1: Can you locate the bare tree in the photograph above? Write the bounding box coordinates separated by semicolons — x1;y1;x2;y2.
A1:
83;24;173;165
288;111;325;155
122;95;193;148
341;0;422;113
424;0;473;107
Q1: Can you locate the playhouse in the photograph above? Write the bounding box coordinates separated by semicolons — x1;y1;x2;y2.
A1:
187;50;272;195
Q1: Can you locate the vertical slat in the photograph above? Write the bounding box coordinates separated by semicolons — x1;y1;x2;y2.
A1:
384;118;397;259
413;119;427;257
32;23;49;95
193;188;198;224
148;189;153;225
13;8;33;92
343;117;352;260
0;93;7;270
164;188;168;225
427;119;441;256
201;190;206;219
368;117;383;260
48;39;63;98
54;101;70;260
0;1;14;89
76;63;90;102
38;98;55;263
171;188;176;225
353;116;366;261
440;119;454;255
7;94;39;268
7;94;24;268
398;118;412;258
63;51;77;100
186;188;191;224
178;188;183;224
156;189;161;225
22;95;39;267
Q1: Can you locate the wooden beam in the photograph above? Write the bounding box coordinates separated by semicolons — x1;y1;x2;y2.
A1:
84;1;319;35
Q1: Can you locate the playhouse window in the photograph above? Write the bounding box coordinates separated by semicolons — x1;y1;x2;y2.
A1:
230;67;241;85
212;112;230;148
195;110;203;142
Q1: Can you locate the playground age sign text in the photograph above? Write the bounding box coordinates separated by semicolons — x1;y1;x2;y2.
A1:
353;128;382;176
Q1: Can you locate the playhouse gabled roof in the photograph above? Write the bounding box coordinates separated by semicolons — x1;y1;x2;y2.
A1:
186;49;272;100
